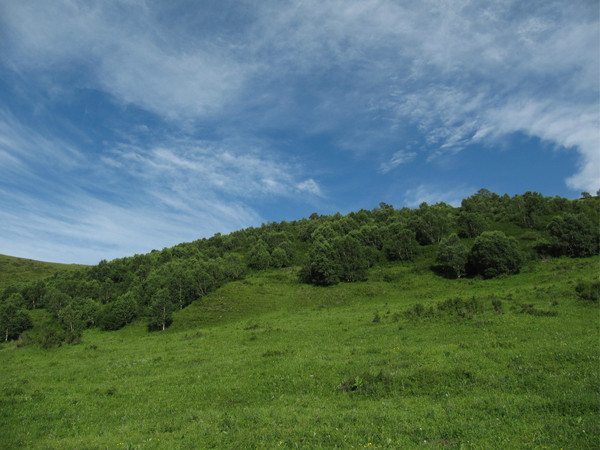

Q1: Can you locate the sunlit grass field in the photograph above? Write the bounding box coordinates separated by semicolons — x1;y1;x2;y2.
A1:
1;257;598;448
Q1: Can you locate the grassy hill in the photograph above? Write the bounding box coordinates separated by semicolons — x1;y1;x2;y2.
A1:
1;256;598;448
0;254;85;289
1;192;598;447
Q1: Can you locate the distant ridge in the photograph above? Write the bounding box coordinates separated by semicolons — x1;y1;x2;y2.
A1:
0;254;85;288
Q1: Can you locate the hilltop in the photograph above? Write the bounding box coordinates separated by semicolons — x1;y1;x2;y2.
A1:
0;189;598;342
0;254;85;289
0;190;598;447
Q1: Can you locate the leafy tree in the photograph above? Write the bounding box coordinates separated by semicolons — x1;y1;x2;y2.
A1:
547;213;599;257
302;238;341;286
148;288;174;331
468;231;523;278
189;259;216;298
59;297;100;333
333;233;369;282
436;234;468;278
0;300;33;342
248;240;272;270
411;202;455;245
221;253;247;281
21;281;46;309
382;225;418;261
44;288;71;317
98;292;137;331
5;292;26;309
271;246;290;268
457;212;486;238
358;225;384;250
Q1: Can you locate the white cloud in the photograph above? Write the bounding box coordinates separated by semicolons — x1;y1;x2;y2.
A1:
380;150;417;173
297;179;322;196
0;1;249;121
0;110;318;263
3;1;596;193
484;100;600;192
0;0;598;266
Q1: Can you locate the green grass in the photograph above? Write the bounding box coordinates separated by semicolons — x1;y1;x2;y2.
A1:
0;254;85;289
1;257;599;448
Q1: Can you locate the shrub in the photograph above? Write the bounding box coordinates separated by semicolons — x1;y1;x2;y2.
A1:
575;280;600;302
468;231;523;278
437;297;484;318
37;328;68;349
98;292;138;331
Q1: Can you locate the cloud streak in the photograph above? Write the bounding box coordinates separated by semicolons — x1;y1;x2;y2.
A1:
0;0;597;263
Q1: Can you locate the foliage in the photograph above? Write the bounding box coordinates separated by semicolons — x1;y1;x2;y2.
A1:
547;213;599;257
468;231;523;278
53;296;99;344
435;233;468;278
248;240;272;270
0;300;33;341
333;233;369;282
382;225;418;261
147;288;174;331
98;293;137;331
301;238;342;286
456;211;486;238
1;189;598;336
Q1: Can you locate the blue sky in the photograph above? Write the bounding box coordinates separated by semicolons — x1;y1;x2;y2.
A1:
1;0;598;264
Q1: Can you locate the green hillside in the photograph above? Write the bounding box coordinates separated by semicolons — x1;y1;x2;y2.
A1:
1;256;598;447
0;254;85;288
0;190;599;447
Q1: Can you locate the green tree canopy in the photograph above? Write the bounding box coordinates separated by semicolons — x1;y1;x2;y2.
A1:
0;299;33;342
468;231;523;278
302;238;342;286
547;213;599;257
436;234;468;278
148;288;174;331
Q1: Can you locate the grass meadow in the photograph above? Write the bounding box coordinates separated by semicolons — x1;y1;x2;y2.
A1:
1;256;599;448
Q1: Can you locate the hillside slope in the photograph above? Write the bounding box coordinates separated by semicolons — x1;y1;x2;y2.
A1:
0;254;85;288
1;256;598;447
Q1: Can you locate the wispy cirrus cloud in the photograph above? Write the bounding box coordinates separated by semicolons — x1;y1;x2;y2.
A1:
0;108;320;263
0;0;597;263
380;150;418;173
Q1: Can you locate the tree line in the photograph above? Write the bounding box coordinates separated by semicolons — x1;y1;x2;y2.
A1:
1;190;598;343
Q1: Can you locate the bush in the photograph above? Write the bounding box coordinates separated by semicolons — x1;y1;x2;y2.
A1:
98;293;138;331
37;328;68;348
575;280;600;302
468;231;523;278
437;297;484;318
